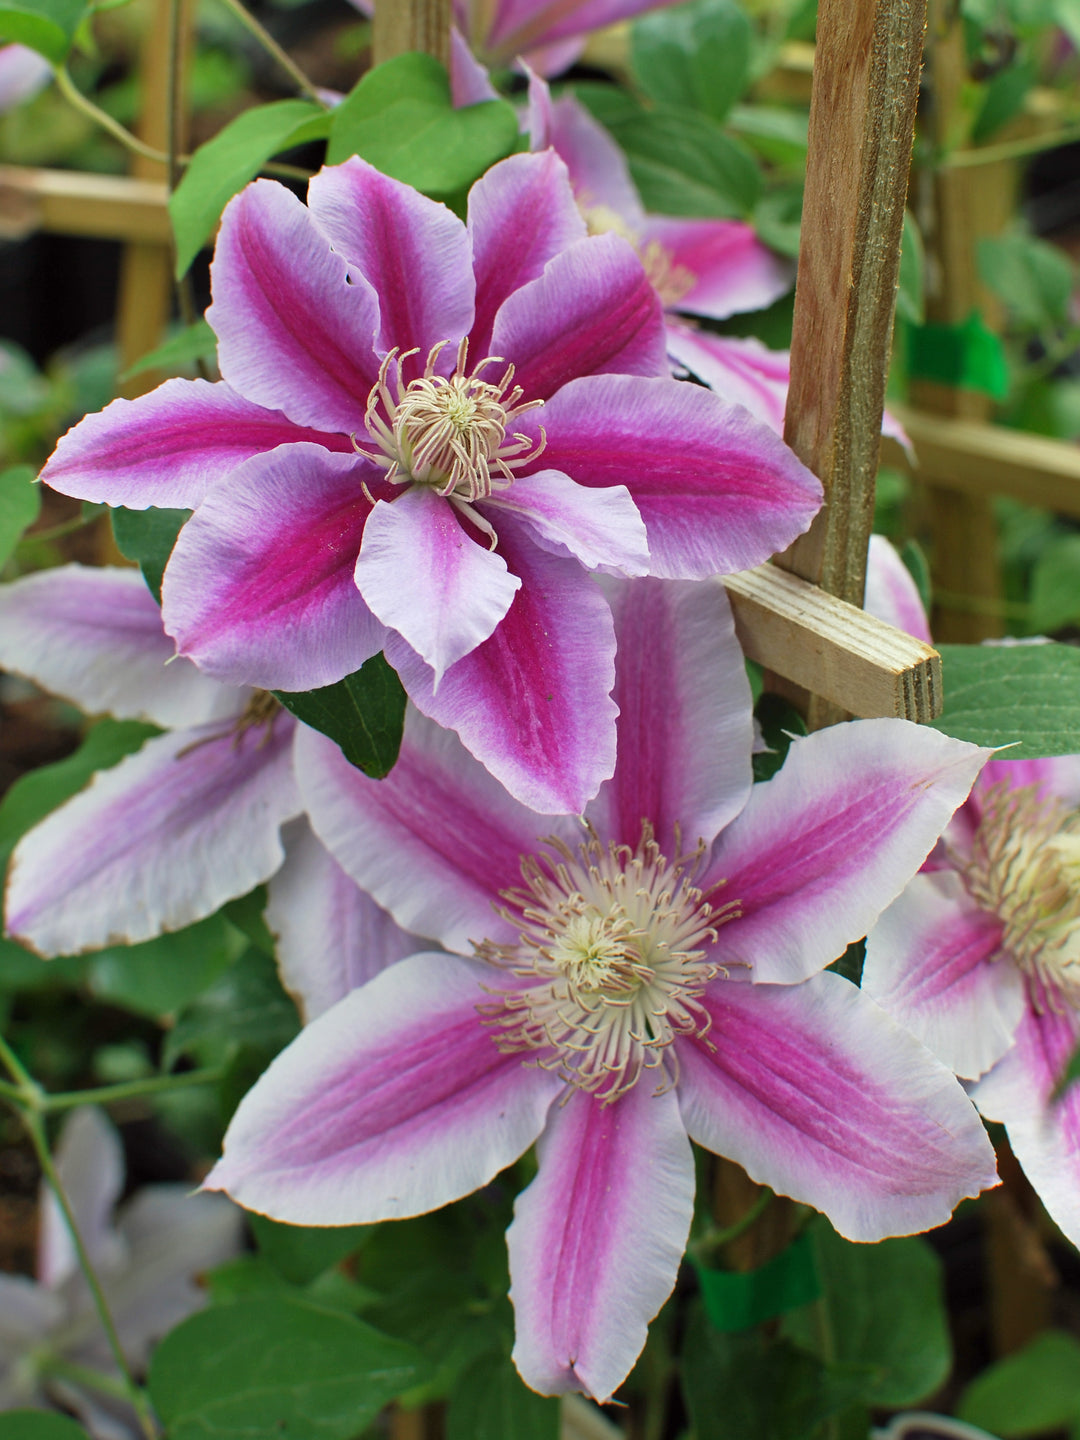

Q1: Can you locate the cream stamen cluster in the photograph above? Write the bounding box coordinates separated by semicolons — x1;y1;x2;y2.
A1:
964;781;1080;1009
175;689;282;759
478;824;739;1102
354;339;545;526
580;205;696;309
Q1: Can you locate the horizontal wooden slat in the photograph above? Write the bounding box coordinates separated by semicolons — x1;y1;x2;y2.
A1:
723;562;942;722
885;404;1080;518
0;166;171;244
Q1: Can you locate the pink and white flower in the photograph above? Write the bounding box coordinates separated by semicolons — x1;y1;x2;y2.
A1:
39;151;822;813
0;1107;241;1437
0;44;51;113
0;564;411;975
207;576;997;1403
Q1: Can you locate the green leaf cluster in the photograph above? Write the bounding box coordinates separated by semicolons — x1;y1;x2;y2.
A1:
931;641;1080;758
0;0;83;63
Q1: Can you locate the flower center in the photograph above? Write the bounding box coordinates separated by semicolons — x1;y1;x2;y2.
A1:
355;339;546;508
963;781;1080;1009
580;204;697;309
478;823;739;1102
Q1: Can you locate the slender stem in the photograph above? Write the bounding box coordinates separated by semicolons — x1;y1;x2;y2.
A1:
55;67;172;165
941;120;1080;169
0;1076;24;1104
213;0;328;105
36;1353;139;1405
23;1109;159;1440
0;1028;36;1090
18;507;105;548
42;1068;225;1112
712;1186;773;1253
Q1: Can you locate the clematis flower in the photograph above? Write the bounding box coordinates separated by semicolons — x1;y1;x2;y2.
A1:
861;549;1080;1250
0;1107;241;1437
39;151;822;813
0;563;387;967
0;44;51;113
207;575;997;1402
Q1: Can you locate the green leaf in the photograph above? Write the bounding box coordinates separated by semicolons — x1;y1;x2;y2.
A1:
111;506;189;602
148;1296;429;1440
971;56;1036;145
753;182;802;260
170;100;332;276
275;651;406;779
0;464;41;566
250;1213;369;1285
164;946;299;1071
977;232;1075;331
327;53;518;195
0;718;158;877
120;318;217;382
86;912;245;1016
446;1351;559;1440
0;1413;91;1440
896;209;925;327
681;1308;869;1440
1054;0;1080;46
932;642;1080;759
693;1232;821;1331
631;0;752;125
752;692;808;782
727;104;808;167
1029;534;1080;634
221;885;275;956
782;1220;951;1407
609;107;761;218
958;1330;1080;1435
0;0;84;62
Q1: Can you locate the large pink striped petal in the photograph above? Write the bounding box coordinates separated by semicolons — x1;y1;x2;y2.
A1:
864;534;932;643
586;577;753;854
294;712;575;955
208;180;381;432
308;157;474;371
487;468;649;576
0;565;240;730
467;151;586;359
267;819;425;1021
678;972;999;1241
641;217;791;321
450;25;499;104
205;953;562;1224
705;720;991;985
6;712;300;955
862;871;1022;1080
971;996;1080;1249
519;373;822;577
508;1083;693;1402
162;445;386;691
664;326;788;431
356;488;520;683
537;87;645;227
485;0;679;60
41;378;352;510
386;517;617;814
489;234;666;402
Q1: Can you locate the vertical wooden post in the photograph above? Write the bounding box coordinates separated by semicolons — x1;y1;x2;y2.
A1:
772;0;927;728
115;0;191;400
911;0;1007;642
373;0;451;67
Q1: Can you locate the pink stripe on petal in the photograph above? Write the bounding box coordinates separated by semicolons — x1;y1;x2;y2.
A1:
863;871;1021;1080
487;468;649;576
209;180;381;433
0;565;240;731
972;998;1080;1249
664;326;789;432
163;444;386;691
295;713;575;955
586;577;753;854
521;373;822;577
508;1084;693;1402
206;953;562;1224
641;217;792;321
356;488;520;683
6;714;300;956
678;972;999;1241
267;819;422;1021
707;720;991;984
864;534;932;643
467;151;586;358
41;378;352;510
308;157;474;370
490;234;666;402
386;516;617;814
